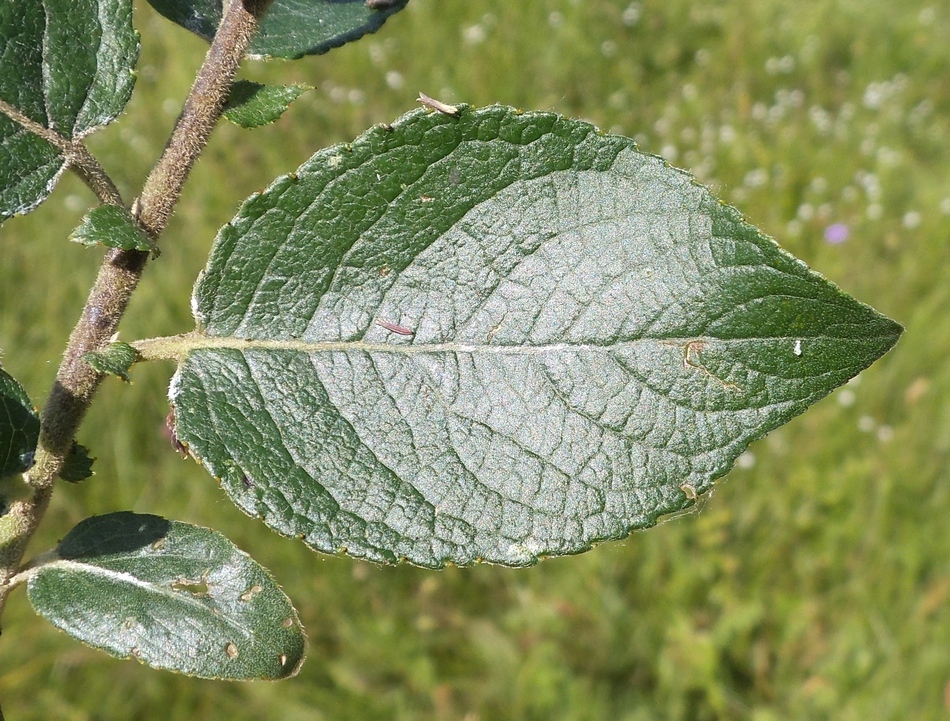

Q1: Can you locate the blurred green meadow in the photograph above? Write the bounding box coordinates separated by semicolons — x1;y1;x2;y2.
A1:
1;0;948;718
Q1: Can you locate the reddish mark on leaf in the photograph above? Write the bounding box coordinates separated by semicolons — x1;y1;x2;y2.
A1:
376;318;414;336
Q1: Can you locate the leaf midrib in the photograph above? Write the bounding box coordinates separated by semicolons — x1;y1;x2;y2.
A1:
135;332;856;361
31;558;255;638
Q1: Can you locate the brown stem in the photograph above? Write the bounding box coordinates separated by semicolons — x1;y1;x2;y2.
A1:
0;0;274;612
135;0;274;237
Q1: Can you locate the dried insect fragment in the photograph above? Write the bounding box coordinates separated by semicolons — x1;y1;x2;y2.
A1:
417;92;459;116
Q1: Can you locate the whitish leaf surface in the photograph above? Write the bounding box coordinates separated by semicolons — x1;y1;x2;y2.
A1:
0;0;138;222
0;366;39;478
223;81;310;129
27;512;305;679
145;0;409;60
160;105;901;568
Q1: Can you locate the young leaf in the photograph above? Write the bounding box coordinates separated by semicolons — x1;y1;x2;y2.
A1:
0;367;40;479
223;81;311;129
83;341;140;382
145;0;409;60
70;206;157;255
60;444;96;483
154;105;901;568
26;512;306;680
0;0;139;222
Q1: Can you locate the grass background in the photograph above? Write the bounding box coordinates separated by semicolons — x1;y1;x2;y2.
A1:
0;0;947;718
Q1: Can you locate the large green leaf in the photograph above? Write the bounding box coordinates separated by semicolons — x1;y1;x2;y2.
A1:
158;105;901;568
145;0;409;60
27;512;306;679
0;0;138;222
0;366;39;479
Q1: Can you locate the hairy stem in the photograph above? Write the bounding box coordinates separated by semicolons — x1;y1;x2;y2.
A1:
0;0;274;611
135;0;273;237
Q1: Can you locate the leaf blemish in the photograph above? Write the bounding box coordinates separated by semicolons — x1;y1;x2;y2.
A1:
376;318;414;336
172;577;209;596
679;483;698;500
240;584;264;602
665;339;741;392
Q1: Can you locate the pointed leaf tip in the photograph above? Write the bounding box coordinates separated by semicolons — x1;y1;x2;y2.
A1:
223;81;311;129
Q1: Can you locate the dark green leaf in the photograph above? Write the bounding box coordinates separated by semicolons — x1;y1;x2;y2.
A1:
0;366;39;478
83;341;139;382
145;0;409;60
27;512;306;679
0;0;139;222
161;105;901;568
70;206;157;255
60;444;95;483
223;81;311;129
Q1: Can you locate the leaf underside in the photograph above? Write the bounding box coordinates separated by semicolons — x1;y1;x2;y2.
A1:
0;0;138;221
27;512;306;680
144;0;409;60
167;105;902;568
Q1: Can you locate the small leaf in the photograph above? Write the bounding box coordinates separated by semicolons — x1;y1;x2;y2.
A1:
83;342;139;383
161;105;901;568
0;367;39;479
223;81;311;129
144;0;409;60
70;206;157;256
27;512;306;680
0;0;139;222
60;444;95;483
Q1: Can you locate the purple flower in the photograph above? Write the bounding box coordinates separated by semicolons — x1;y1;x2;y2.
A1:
824;222;850;244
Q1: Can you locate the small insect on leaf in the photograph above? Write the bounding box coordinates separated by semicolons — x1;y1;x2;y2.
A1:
366;0;400;7
417;92;459;116
376;318;414;336
164;408;188;456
